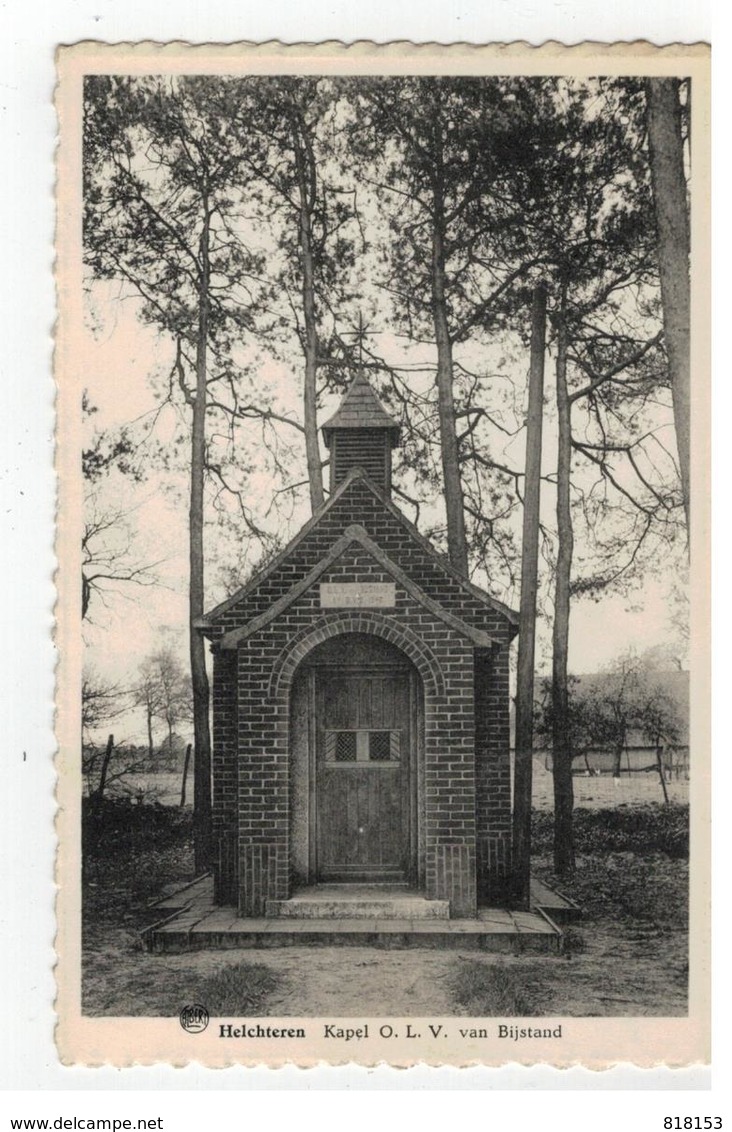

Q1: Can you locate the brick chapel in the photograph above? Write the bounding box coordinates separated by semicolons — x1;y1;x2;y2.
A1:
199;371;519;920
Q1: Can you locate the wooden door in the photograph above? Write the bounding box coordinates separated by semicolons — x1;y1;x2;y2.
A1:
315;669;411;882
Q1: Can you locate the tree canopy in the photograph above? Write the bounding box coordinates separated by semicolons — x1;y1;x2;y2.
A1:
82;74;691;866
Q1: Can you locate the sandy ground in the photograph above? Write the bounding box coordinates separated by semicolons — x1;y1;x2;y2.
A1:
247;929;687;1017
248;949;457;1016
82;808;689;1019
83;917;687;1018
83;928;456;1016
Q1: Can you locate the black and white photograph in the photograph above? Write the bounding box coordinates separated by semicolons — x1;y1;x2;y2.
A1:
53;42;710;1068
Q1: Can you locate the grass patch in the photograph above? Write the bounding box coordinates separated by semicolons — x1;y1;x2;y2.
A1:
82;797;195;937
83;797;194;904
184;961;280;1016
82;798;284;1018
447;803;689;1018
82;954;283;1017
450;959;550;1016
529;804;689;933
531;803;688;859
81;795;689;1018
540;852;689;931
561;927;586;956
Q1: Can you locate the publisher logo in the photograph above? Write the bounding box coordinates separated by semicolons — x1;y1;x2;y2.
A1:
179;1003;209;1033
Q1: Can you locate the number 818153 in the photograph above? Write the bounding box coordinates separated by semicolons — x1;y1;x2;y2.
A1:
664;1120;722;1128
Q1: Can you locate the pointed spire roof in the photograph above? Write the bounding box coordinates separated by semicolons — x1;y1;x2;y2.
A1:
321;370;401;449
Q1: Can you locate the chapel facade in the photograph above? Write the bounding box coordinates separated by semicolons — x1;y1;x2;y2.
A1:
199;372;518;919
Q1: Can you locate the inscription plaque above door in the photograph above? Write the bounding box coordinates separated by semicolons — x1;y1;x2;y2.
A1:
320;582;396;609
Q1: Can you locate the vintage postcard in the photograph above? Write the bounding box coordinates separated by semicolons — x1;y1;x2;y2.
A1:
54;40;710;1068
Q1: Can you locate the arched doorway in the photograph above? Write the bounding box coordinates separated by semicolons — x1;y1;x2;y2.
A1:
290;633;422;887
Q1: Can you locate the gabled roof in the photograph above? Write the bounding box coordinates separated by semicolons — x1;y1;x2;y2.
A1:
218;524;499;651
199;466;519;632
321;370;401;448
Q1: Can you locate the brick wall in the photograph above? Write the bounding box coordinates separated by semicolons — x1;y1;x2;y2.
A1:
211;649;238;904
211;479;512;646
208;474;515;916
474;647;513;903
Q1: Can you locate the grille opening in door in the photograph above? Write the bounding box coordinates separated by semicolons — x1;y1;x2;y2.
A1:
325;729;401;765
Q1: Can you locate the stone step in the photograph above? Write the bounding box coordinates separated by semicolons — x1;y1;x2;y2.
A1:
148;913;562;954
529;878;582;923
143;875;566;955
265;891;450;921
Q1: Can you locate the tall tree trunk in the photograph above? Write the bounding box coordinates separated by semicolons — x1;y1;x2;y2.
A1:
551;287;575;876
646;78;690;531
292;115;325;513
82;573;90;620
180;742;192;808
612;745;623;778
146;700;154;759
655;744;670;805
96;733;114;802
191;210;213;874
512;284;547;908
432;192;469;576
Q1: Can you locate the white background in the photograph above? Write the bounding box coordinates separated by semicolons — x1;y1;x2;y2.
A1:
0;0;723;1118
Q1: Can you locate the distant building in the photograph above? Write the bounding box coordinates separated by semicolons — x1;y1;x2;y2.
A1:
512;671;690;777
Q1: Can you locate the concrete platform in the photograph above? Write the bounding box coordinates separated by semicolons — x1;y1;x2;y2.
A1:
530;878;582;924
144;876;563;954
266;884;450;921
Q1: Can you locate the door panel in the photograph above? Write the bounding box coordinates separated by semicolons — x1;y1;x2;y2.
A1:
316;670;410;881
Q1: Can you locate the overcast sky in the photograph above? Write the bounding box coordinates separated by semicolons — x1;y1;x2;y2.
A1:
82;289;684;745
